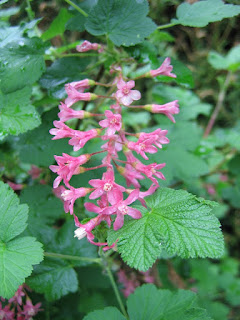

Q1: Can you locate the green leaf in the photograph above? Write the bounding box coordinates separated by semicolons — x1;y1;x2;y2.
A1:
83;284;213;320
0;181;28;242
20;185;63;225
40;57;92;99
0;87;41;137
85;0;157;46
208;46;240;72
0;237;44;299
127;284;212;320
83;307;126;320
66;14;86;32
0;7;20;18
0;36;46;93
0;182;43;299
27;221;98;300
172;0;240;27
27;258;78;301
14;108;71;166
108;188;224;271
41;8;73;41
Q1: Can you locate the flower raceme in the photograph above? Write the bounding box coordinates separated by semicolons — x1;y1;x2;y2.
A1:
50;56;179;249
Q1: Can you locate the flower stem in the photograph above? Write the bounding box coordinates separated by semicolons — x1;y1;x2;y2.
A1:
204;71;232;137
44;252;101;264
102;254;129;319
157;21;179;30
64;0;88;17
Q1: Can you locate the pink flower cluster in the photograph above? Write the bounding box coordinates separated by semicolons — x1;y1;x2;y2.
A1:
0;285;42;320
50;57;179;249
117;268;154;297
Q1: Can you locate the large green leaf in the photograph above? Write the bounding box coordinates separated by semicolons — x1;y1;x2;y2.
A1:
0;36;46;93
83;284;213;320
172;0;240;27
127;284;212;320
85;0;156;46
108;188;224;271
0;87;41;138
0;182;43;298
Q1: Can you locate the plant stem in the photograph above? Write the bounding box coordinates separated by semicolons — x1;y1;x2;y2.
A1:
204;71;232;137
44;252;101;264
26;0;34;21
105;258;129;319
64;0;88;17
157;21;179;30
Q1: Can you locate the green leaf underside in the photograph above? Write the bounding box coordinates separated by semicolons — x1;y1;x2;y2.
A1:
27;258;78;301
0;36;46;94
85;0;156;46
83;284;213;320
41;8;73;41
0;181;28;242
173;0;240;27
108;188;224;271
0;87;41;137
0;237;43;299
0;182;43;299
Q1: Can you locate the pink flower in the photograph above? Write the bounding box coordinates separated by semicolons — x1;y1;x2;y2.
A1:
0;302;14;319
69;128;101;151
9;285;25;305
61;187;92;214
117;269;139;297
138;184;158;206
149;57;176;78
115;78;141;106
65;84;97;107
138;129;169;149
117;164;144;188
20;299;42;319
111;189;142;230
58;102;91;122
7;181;24;191
127;137;158;160
76;40;101;53
49;121;75;140
28;165;42;180
74;214;110;246
49;153;90;188
99;110;122;136
67;79;95;90
144;100;179;123
89;169;125;203
134;162;166;185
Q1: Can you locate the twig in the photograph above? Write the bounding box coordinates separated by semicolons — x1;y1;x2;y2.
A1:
204;71;232;137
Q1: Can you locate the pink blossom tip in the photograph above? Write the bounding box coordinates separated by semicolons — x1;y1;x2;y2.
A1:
149;57;177;78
